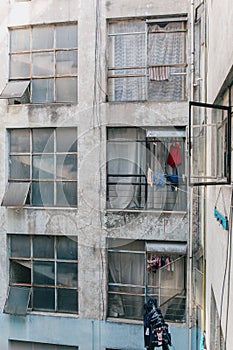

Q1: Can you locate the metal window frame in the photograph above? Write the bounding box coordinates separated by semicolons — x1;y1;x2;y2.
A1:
189;101;231;186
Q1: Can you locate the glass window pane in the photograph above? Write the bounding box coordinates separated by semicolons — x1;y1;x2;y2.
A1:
108;76;145;101
57;263;77;287
56;51;77;75
32;79;54;103
32;155;54;179
56;182;77;207
32;182;54;206
10;129;30;153
57;289;78;313
57;236;77;260
33;236;54;258
33;261;55;285
56;24;77;49
10;29;30;52
4;286;31;316
11;235;30;258
56;128;77;152
2;183;30;207
10;155;30;179
32;27;54;50
10;54;30;78
32;53;54;76
33;287;55;311
32;129;54;153
56;155;77;180
10;260;31;284
56;77;77;103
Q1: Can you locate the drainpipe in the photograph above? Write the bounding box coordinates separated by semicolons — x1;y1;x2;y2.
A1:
189;1;195;350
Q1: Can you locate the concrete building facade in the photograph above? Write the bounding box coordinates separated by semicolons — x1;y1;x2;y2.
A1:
0;0;202;350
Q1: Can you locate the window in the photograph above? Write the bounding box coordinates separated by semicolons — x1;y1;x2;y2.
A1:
107;18;187;102
4;235;78;315
10;341;78;349
107;239;186;322
2;128;77;207
0;23;77;104
189;101;231;185
107;127;186;211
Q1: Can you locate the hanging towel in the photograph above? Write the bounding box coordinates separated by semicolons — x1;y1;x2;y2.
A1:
147;167;153;187
153;174;166;188
149;66;170;81
167;143;182;168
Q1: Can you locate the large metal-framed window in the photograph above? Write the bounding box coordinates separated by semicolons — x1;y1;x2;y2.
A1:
107;127;187;211
107;239;187;322
189;101;231;186
0;22;77;104
107;17;187;102
2;127;78;207
4;235;78;315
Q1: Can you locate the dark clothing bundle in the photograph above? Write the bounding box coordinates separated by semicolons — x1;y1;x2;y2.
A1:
144;300;171;350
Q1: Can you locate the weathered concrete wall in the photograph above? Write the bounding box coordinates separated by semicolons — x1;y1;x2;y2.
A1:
0;0;190;348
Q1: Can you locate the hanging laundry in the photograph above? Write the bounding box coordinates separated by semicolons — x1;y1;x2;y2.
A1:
153;174;166;189
167;142;182;169
147;167;154;187
149;66;170;81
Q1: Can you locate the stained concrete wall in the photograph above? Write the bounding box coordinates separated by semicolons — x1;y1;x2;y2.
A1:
0;0;191;349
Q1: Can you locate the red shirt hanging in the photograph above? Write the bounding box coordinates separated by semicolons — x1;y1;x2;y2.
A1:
167;142;182;168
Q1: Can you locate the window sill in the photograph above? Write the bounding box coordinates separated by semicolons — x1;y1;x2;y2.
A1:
107;317;142;325
8;102;77;107
106;208;187;215
28;311;79;318
4;206;78;210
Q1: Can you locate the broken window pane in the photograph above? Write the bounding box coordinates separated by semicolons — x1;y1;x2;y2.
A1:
10;260;31;284
4;286;31;316
57;236;78;260
10;155;30;179
33;261;55;285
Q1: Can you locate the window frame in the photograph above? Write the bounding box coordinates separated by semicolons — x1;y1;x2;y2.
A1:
107;17;187;102
1;22;78;104
2;127;78;208
6;234;79;315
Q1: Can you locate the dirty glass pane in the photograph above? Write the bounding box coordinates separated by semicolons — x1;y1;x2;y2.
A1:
11;235;30;258
33;261;55;285
2;183;30;207
10;129;30;153
10;54;30;78
56;182;77;207
32;182;54;206
10;155;30;179
32;128;54;153
56;24;77;49
32;155;54;179
10;260;31;284
33;236;54;258
56;155;77;180
57;263;77;287
56;77;77;103
32;27;54;50
33;287;55;311
4;286;31;316
56;128;77;152
32;53;54;76
10;28;30;52
32;79;54;103
57;289;78;313
56;51;77;75
57;236;77;260
109;20;145;34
